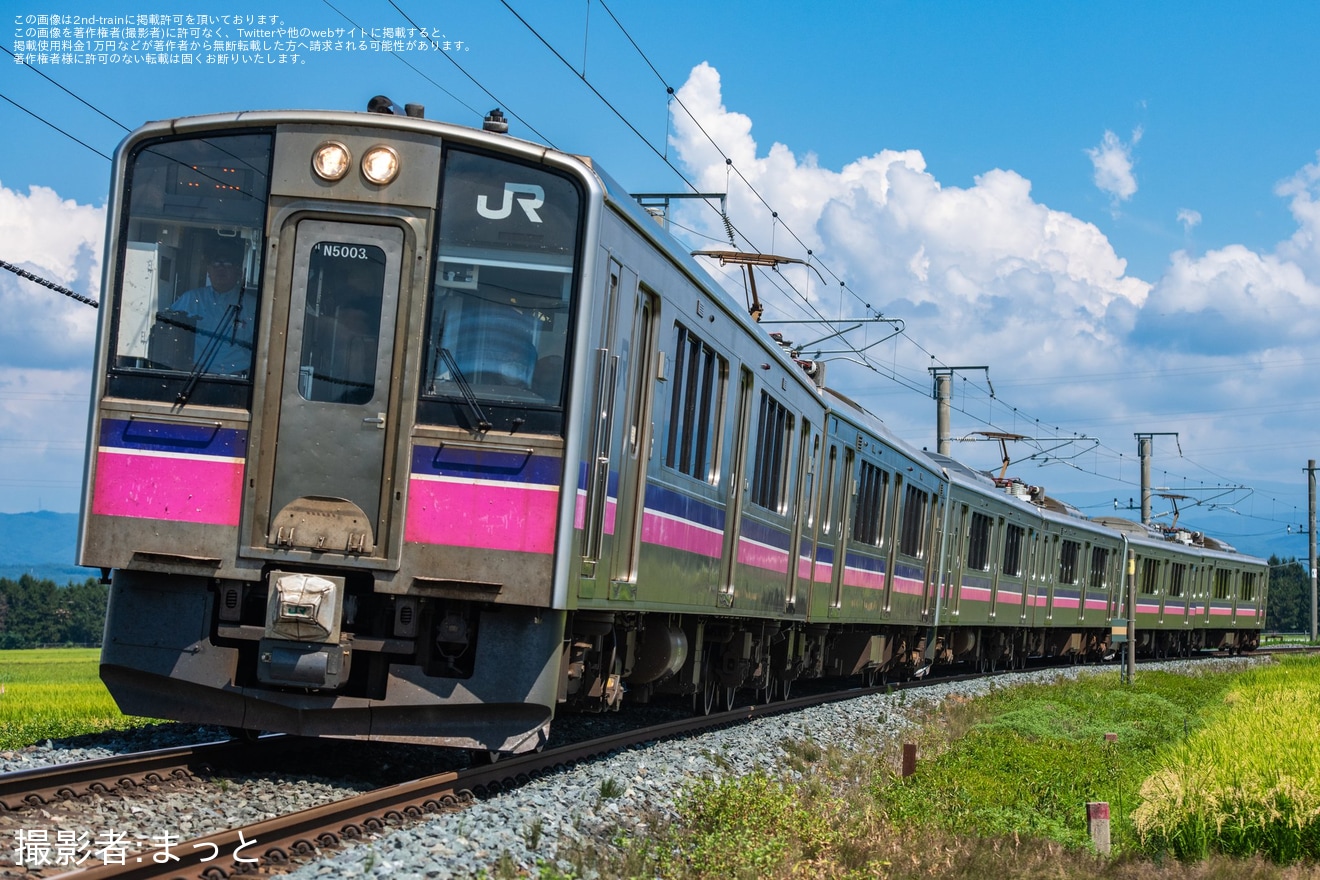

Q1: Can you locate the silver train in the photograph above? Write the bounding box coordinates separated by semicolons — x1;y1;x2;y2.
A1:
79;104;1266;755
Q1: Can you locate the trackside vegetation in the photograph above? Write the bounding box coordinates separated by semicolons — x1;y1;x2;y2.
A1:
530;658;1320;879
0;648;158;750
1132;656;1320;863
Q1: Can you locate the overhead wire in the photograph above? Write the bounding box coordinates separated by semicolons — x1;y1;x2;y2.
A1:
384;0;558;147
0;91;111;161
3;2;1300;537
550;4;1300;529
320;0;486;122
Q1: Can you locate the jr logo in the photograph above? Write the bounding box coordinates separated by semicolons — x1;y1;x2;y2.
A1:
476;183;546;223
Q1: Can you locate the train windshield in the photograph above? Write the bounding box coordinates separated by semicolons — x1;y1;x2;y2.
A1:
420;148;582;435
106;131;273;408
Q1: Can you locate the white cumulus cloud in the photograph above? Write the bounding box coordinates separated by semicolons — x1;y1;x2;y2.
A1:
664;63;1320;500
1086;128;1142;203
0;182;104;513
0;182;103;367
669;63;1149;391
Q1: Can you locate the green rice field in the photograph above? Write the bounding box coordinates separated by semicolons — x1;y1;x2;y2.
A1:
0;647;158;750
1132;656;1320;863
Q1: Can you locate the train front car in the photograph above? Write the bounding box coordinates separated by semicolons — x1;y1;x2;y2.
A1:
79;110;596;754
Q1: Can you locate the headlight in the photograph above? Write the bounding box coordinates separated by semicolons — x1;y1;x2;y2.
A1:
311;142;351;181
361;145;400;185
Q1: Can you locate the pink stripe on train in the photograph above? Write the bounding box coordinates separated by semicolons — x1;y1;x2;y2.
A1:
406;475;559;554
92;449;243;526
641;509;723;558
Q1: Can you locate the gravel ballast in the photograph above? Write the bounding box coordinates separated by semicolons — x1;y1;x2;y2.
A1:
2;657;1266;879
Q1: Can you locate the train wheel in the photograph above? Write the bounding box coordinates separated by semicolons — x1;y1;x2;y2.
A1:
700;674;718;715
723;685;737;712
777;676;793;701
695;647;719;716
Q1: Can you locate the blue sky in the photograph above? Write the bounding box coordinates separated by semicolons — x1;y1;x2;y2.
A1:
3;0;1319;562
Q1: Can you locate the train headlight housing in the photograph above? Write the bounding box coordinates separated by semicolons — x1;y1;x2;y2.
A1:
265;571;343;642
361;145;400;185
311;141;351;181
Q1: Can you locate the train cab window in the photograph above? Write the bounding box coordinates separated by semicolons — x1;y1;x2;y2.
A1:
420;149;583;435
295;244;386;405
106;131;273;407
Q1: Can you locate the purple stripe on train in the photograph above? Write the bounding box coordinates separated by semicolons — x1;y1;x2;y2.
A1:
91;418;246;525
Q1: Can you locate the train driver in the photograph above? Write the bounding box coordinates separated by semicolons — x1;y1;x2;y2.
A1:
169;235;257;376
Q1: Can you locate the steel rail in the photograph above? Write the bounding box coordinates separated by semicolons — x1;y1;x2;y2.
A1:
0;737;291;812
41;654;1263;879
50;678;952;880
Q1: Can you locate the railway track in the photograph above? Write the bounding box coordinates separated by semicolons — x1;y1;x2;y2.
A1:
0;737;295;813
14;672;970;880
6;653;1277;879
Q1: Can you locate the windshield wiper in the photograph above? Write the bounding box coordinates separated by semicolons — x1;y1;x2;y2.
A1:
176;303;238;406
439;347;492;434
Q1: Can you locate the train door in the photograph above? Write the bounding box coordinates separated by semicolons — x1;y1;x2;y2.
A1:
578;257;629;599
1077;542;1091;624
608;288;659;596
1020;527;1036;622
948;503;968;617
785;423;816;612
921;488;945;618
830;447;856;614
265;220;404;554
813;441;842;616
718;367;755;606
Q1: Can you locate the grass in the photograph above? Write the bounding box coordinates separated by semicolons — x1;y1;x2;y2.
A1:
873;667;1240;852
540;658;1320;879
0;647;159;749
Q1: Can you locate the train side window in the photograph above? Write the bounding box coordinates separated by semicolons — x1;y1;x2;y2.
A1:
898;484;929;558
851;461;889;546
750;391;792;512
1240;571;1256;602
967;512;992;570
419;149;583;435
665;323;726;483
821;446;838;537
1168;562;1186;597
1058;539;1080;585
1089;546;1109;590
1213;569;1232;600
1002;523;1024;577
1140;557;1160;594
106;131;273;407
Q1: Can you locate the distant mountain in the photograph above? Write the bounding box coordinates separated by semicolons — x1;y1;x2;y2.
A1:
0;511;100;584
